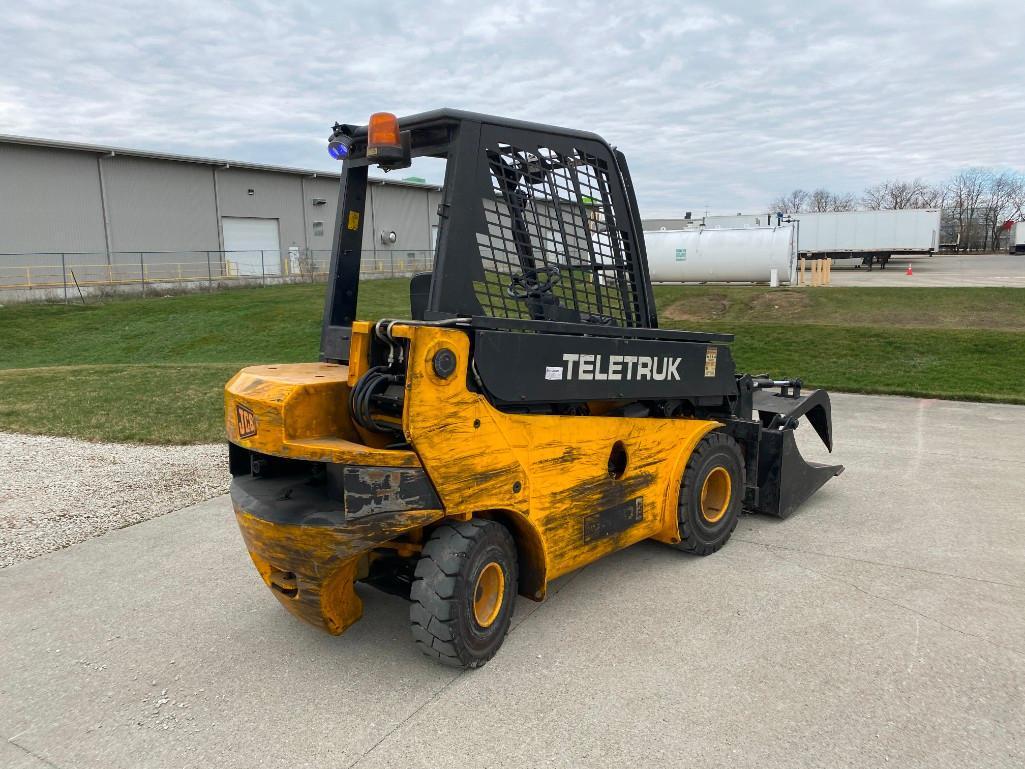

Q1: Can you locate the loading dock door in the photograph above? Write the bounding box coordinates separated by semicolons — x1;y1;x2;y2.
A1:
222;217;281;276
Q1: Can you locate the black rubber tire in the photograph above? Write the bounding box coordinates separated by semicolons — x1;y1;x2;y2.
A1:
674;432;745;556
410;519;518;669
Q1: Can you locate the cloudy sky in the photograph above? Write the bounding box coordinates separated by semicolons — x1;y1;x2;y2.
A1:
2;0;1022;216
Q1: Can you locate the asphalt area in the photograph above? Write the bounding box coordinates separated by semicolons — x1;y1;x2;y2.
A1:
1;392;1023;768
828;252;1025;287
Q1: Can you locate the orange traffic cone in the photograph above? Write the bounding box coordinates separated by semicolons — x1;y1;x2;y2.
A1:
905;264;913;276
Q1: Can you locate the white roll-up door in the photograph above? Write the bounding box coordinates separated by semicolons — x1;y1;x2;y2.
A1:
222;217;281;276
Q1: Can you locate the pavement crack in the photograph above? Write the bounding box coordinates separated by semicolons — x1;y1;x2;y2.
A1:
735;538;1025;590
5;736;63;769
345;671;465;768
908;617;921;674
346;566;590;767
759;547;1025;658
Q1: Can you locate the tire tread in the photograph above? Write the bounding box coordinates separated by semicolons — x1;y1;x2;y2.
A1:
674;432;745;556
409;520;516;668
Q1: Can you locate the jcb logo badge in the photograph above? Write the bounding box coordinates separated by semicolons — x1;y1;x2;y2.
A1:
236;404;258;438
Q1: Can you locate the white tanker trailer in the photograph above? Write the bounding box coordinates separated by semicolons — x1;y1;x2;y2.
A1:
645;225;798;285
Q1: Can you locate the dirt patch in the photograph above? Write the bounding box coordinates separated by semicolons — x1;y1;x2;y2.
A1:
747;290;811;319
662;293;731;322
663;289;812;322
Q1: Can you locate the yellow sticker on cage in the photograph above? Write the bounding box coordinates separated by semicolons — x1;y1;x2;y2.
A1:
704;347;718;377
347;211;360;230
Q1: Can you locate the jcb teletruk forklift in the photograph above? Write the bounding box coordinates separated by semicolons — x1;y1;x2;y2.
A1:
225;110;842;667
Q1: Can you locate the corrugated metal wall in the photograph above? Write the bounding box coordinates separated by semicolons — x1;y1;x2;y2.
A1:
0;143;108;258
102;155;220;278
303;176;340;256
363;184;441;266
0;138;441;285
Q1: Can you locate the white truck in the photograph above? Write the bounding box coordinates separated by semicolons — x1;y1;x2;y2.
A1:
1010;221;1025;254
789;209;942;269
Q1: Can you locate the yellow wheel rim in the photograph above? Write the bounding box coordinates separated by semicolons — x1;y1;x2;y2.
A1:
472;562;505;628
700;466;732;524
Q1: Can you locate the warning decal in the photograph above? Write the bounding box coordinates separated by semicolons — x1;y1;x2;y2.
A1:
704;347;718;377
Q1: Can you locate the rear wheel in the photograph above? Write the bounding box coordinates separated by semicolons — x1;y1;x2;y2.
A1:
674;432;744;555
410;519;518;668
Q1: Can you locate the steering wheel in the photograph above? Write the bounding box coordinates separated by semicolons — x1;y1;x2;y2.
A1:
507;266;561;299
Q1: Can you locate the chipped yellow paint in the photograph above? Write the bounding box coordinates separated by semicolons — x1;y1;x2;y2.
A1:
226;322;720;634
394;325;719;587
224;362;417;467
235;506;444;634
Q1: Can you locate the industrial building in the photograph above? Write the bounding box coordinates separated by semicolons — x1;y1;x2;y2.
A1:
0;134;441;292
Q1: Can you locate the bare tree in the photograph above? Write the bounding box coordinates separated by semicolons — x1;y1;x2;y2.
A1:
808;189;830;212
832;192;857;211
980;172;1025;250
769;189;809;215
862;178;932;209
918;184;946;209
945;169;990;252
765;170;1022;249
1009;175;1025;222
806;188;857;212
862;183;885;211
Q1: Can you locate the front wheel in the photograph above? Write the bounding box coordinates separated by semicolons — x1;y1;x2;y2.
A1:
674;432;745;555
410;520;518;668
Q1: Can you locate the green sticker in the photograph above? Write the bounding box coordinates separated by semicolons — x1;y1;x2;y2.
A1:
675;248;687;262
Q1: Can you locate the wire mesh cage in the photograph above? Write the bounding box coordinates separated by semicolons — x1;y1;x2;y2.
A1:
472;142;643;327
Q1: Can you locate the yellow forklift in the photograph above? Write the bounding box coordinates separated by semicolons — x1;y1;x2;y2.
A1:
225;110;842;667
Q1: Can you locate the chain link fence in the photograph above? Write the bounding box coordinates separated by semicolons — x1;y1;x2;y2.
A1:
0;249;435;302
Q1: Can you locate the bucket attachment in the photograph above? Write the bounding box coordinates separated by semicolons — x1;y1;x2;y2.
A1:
749;384;844;519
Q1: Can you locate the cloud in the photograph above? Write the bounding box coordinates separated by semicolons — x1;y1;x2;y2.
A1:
1;0;1022;215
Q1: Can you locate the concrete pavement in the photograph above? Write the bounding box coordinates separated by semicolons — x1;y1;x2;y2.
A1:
829;252;1025;287
1;392;1023;768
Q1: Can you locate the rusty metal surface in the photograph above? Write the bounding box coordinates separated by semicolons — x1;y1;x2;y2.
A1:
342;466;441;520
394;324;721;585
224;323;721;635
233;503;444;634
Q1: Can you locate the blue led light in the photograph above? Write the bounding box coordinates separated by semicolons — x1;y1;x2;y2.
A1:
328;141;348;160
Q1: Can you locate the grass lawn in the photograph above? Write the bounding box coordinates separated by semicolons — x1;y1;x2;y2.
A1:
2;281;1024;443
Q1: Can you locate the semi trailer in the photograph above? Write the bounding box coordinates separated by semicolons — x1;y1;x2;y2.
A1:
1010;221;1025;254
645;208;942;273
789;209;941;269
